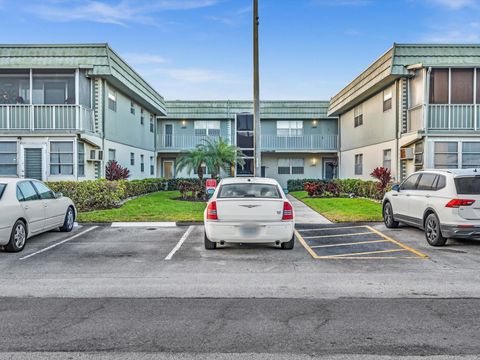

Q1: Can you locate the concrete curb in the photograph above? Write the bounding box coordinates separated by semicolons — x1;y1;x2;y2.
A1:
77;221;202;227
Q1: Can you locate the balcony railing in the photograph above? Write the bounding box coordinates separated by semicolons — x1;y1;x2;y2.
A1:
261;134;338;151
428;104;480;131
0;104;95;133
157;134;229;150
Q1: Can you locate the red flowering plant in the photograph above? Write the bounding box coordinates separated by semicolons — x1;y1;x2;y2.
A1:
304;182;325;197
370;167;392;197
105;160;131;181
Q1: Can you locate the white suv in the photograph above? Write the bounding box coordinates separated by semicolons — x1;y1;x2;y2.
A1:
383;169;480;246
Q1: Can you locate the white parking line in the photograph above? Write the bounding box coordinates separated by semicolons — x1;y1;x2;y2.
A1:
165;225;194;261
19;226;98;260
112;222;177;227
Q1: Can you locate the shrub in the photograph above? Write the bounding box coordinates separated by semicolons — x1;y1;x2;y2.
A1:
292;178;386;200
105;160;130;180
370;167;392;198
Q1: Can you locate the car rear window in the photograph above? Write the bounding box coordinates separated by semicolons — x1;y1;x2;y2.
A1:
218;183;281;199
454;176;480;195
0;184;6;200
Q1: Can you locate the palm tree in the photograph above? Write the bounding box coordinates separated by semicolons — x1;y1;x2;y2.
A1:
203;137;245;178
175;146;208;180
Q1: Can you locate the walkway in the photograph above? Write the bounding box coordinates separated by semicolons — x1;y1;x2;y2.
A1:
287;194;332;224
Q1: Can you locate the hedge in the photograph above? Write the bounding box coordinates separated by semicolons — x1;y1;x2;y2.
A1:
287;178;392;200
46;178;167;212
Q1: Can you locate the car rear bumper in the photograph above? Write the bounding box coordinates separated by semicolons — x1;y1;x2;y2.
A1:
0;226;11;246
205;221;295;243
441;224;480;239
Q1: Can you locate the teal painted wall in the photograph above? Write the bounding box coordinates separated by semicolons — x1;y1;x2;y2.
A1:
104;82;156;151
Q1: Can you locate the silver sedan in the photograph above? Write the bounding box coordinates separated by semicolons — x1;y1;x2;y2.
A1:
0;178;76;252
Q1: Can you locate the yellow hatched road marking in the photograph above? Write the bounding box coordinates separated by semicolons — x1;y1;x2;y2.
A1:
321;248;408;258
298;225;368;232
310;239;389;248
303;231;374;239
366;225;429;259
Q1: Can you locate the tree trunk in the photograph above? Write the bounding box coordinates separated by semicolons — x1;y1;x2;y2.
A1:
198;166;204;180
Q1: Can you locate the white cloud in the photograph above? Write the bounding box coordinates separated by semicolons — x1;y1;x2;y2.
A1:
206;5;252;27
426;0;477;9
28;0;220;26
122;53;168;65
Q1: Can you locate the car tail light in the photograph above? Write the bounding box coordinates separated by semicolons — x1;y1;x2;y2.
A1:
206;201;218;220
282;201;294;220
445;199;476;208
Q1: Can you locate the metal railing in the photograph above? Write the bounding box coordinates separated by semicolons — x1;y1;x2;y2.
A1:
157;134;228;150
261;134;338;151
0;104;95;132
428;104;478;130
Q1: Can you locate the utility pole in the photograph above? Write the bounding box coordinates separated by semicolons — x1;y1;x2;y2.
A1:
253;0;261;177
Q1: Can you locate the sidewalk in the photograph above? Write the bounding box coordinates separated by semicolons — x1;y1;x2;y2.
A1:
287;194;332;224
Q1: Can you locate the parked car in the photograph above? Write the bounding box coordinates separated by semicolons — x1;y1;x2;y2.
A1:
0;178;76;252
204;177;295;250
383;169;480;246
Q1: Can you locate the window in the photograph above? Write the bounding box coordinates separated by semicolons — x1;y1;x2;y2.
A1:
78;142;85;177
140;109;144;125
417;173;438;191
50;141;73;175
32;69;75;104
109;149;116;161
383;149;392;170
130;152;135;166
0;70;30;104
17;181;39;201
277;121;303;136
354;154;363;175
451;68;473;104
150;115;154;133
32;181;55;200
429;68;449;104
278;159;291;175
455;177;480;195
414;142;424;171
437;175;446;190
354;104;363;127
140;155;144;172
194;121;221;136
130;101;135;115
150;156;154;175
291;159;305;175
218;184;281;199
401;174;420;191
462;142;480;169
108;90;117;111
383;88;392;111
434;142;458;169
0;142;17;176
236;114;253;131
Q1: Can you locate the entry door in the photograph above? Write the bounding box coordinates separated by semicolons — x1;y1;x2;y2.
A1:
323;158;337;180
163;160;174;179
24;148;43;180
165;124;173;148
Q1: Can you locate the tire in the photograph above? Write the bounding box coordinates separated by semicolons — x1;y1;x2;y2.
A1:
281;234;295;250
383;202;399;228
204;232;216;250
5;220;27;252
59;207;75;232
424;213;447;247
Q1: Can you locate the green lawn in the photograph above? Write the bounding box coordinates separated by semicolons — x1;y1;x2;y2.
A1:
77;191;206;223
291;191;383;223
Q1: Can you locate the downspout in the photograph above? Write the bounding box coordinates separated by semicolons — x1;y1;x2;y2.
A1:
337;113;341;179
425;67;432;169
102;79;106;178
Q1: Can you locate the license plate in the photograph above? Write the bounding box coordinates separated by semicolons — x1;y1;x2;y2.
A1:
241;225;259;236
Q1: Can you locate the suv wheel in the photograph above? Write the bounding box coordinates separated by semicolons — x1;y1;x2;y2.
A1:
425;213;447;247
383;202;399;228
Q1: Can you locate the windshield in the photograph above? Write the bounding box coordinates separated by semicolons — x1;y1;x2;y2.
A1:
218;183;281;199
455;176;480;195
0;184;6;200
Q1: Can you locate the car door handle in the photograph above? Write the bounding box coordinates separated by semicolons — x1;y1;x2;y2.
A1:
43;204;48;207
426;194;431;198
23;205;29;210
392;194;398;196
406;194;411;197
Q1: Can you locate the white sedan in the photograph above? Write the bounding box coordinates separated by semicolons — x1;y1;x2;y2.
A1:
204;177;295;250
0;178;76;252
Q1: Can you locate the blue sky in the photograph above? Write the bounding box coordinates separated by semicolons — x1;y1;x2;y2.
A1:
0;0;479;100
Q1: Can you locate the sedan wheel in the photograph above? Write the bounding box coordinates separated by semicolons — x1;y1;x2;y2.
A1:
59;207;75;232
425;213;447;247
5;220;27;252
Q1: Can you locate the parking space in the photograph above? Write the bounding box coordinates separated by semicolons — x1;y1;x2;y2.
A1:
295;224;428;259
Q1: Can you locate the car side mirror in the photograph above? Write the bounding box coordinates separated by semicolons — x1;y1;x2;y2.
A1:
55;192;63;199
391;184;400;192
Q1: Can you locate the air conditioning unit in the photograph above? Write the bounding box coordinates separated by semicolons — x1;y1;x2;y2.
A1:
87;149;103;162
400;147;414;160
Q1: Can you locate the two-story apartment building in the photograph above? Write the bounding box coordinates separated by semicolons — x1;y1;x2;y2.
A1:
0;44;166;181
328;44;480;181
158;101;338;187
